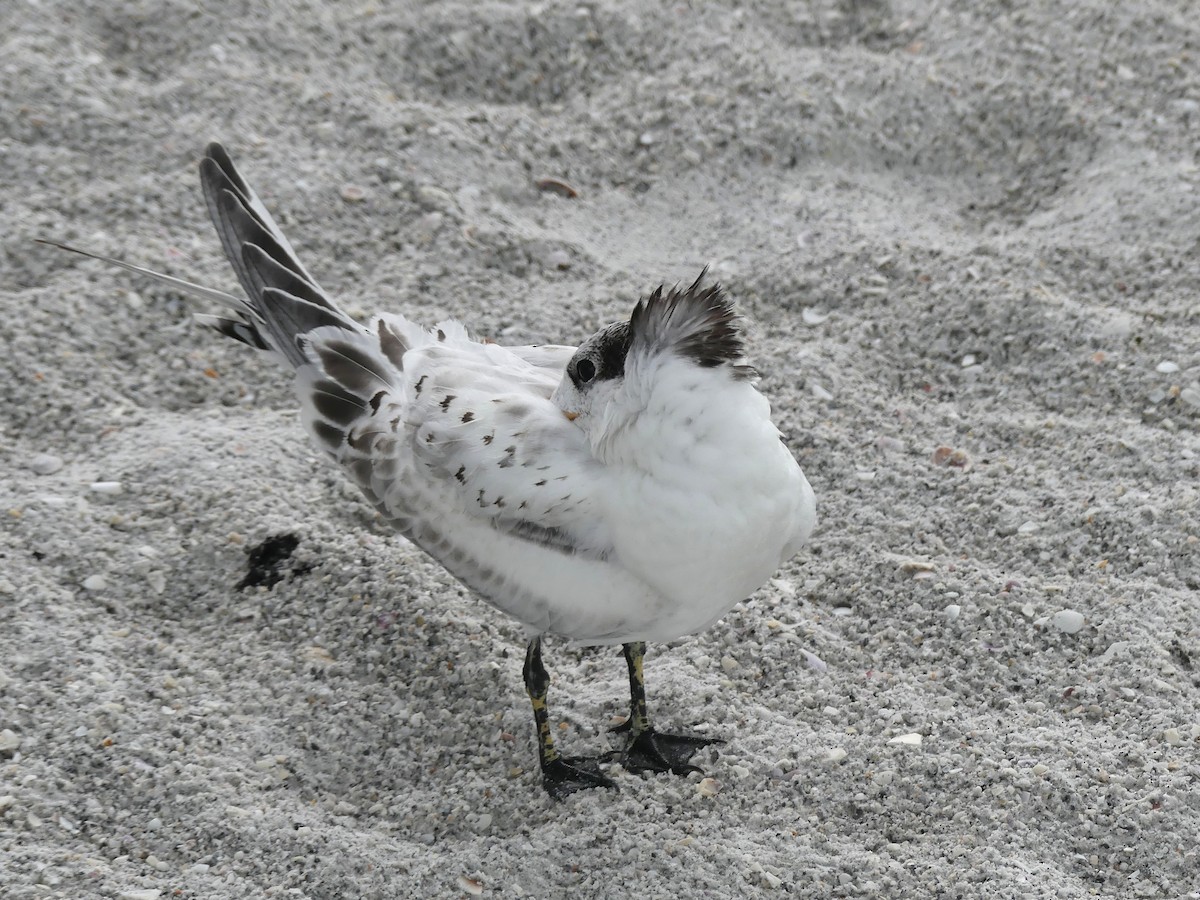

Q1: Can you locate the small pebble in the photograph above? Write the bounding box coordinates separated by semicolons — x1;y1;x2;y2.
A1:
1155;360;1179;374
801;307;829;326
305;646;335;665
339;184;367;203
931;446;970;467
535;177;579;199
810;382;833;402
118;891;161;900
720;655;739;673
801;649;827;672
875;436;904;454
89;481;123;495
899;559;936;575
888;733;922;746
458;876;484;896
771;578;796;597
82;575;107;591
537;247;571;271
0;729;21;753
697;777;720;797
1017;521;1040;534
944;604;961;620
1051;609;1085;634
1163;728;1182;745
415;185;458;213
825;747;848;763
29;454;64;475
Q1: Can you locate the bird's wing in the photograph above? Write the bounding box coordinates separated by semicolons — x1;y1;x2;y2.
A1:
199;143;363;367
298;316;614;560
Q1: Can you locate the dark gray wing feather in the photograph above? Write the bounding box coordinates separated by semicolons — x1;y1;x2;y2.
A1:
256;288;350;364
241;243;329;310
198;143;360;366
200;144;324;295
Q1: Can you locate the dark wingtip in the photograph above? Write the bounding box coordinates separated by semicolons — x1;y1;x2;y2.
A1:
198;155;221;180
202;143;255;205
204;142;234;173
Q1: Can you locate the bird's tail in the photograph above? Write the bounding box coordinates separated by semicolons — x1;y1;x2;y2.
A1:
38;142;363;370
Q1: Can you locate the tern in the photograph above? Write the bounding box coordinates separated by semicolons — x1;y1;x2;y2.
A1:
43;143;816;797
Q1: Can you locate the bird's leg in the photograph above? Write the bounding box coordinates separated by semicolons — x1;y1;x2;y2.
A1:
620;640;653;736
610;641;724;775
522;636;615;798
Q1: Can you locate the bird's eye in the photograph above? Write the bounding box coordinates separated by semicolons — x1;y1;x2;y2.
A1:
575;358;596;383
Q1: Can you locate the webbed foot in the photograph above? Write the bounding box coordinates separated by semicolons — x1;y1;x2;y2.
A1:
542;756;617;799
609;724;724;775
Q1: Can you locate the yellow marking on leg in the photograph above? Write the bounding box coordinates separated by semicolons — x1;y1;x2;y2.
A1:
625;642;651;736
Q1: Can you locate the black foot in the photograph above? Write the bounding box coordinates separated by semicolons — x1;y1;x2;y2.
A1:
541;756;617;799
608;727;724;775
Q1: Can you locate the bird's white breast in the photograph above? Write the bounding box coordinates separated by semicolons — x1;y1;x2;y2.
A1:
592;359;815;640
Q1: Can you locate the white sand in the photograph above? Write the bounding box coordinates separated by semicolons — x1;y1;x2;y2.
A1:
3;1;1199;897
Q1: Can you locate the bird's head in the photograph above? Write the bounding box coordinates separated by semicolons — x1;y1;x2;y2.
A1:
551;272;754;438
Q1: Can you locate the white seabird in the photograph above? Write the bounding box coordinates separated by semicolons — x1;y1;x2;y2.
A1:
44;143;816;796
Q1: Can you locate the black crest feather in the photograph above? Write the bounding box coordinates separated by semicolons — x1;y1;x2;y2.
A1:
628;270;751;375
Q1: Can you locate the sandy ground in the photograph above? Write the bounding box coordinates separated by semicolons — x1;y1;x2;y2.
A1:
3;1;1199;897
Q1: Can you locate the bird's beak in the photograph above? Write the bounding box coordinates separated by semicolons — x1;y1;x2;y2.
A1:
563;410;579;422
